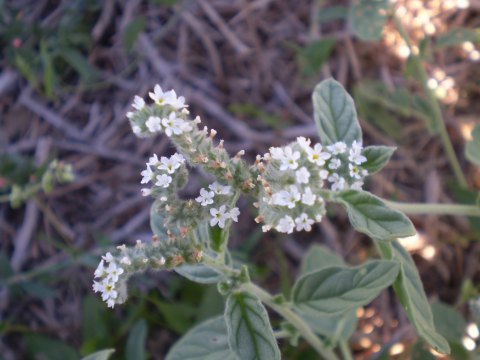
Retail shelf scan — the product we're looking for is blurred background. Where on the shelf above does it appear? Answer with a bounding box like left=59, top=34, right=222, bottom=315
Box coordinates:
left=1, top=0, right=480, bottom=359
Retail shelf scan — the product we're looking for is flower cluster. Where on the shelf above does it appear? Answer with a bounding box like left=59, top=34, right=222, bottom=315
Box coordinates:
left=127, top=85, right=192, bottom=138
left=195, top=181, right=240, bottom=229
left=140, top=152, right=186, bottom=198
left=256, top=137, right=368, bottom=234
left=92, top=252, right=127, bottom=308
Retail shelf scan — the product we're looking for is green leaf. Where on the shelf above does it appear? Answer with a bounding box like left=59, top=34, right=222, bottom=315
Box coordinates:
left=302, top=308, right=358, bottom=345
left=81, top=349, right=115, bottom=360
left=435, top=27, right=479, bottom=49
left=60, top=48, right=99, bottom=82
left=466, top=125, right=480, bottom=166
left=335, top=190, right=416, bottom=240
left=431, top=302, right=466, bottom=343
left=175, top=264, right=223, bottom=284
left=123, top=17, right=146, bottom=52
left=25, top=334, right=79, bottom=360
left=376, top=240, right=450, bottom=354
left=15, top=54, right=38, bottom=88
left=411, top=341, right=436, bottom=360
left=293, top=260, right=399, bottom=315
left=225, top=291, right=280, bottom=360
left=81, top=295, right=109, bottom=352
left=40, top=40, right=55, bottom=98
left=296, top=39, right=336, bottom=76
left=350, top=0, right=390, bottom=41
left=312, top=78, right=362, bottom=146
left=166, top=316, right=237, bottom=360
left=126, top=319, right=148, bottom=360
left=361, top=146, right=396, bottom=175
left=300, top=245, right=343, bottom=276
left=150, top=201, right=168, bottom=240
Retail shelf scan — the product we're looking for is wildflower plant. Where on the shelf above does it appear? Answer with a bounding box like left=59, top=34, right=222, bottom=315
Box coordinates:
left=92, top=79, right=453, bottom=359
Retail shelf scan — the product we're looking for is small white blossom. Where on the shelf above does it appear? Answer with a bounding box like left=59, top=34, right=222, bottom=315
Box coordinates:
left=155, top=174, right=172, bottom=188
left=315, top=214, right=323, bottom=222
left=132, top=95, right=145, bottom=110
left=276, top=216, right=295, bottom=234
left=328, top=158, right=341, bottom=170
left=349, top=163, right=362, bottom=179
left=140, top=166, right=154, bottom=184
left=210, top=205, right=229, bottom=228
left=149, top=84, right=166, bottom=104
left=271, top=185, right=300, bottom=209
left=228, top=207, right=240, bottom=222
left=306, top=144, right=331, bottom=166
left=328, top=174, right=346, bottom=191
left=281, top=146, right=301, bottom=170
left=162, top=113, right=185, bottom=137
left=102, top=252, right=114, bottom=262
left=92, top=280, right=103, bottom=293
left=327, top=141, right=347, bottom=155
left=101, top=281, right=118, bottom=302
left=94, top=260, right=106, bottom=278
left=262, top=225, right=272, bottom=232
left=196, top=188, right=215, bottom=206
left=159, top=155, right=183, bottom=174
left=301, top=187, right=316, bottom=206
left=147, top=154, right=160, bottom=167
left=295, top=213, right=314, bottom=232
left=106, top=262, right=124, bottom=283
left=132, top=125, right=141, bottom=134
left=269, top=147, right=285, bottom=161
left=126, top=112, right=134, bottom=119
left=146, top=116, right=162, bottom=133
left=351, top=181, right=364, bottom=190
left=209, top=182, right=231, bottom=195
left=295, top=167, right=311, bottom=184
left=319, top=169, right=329, bottom=180
left=348, top=140, right=367, bottom=165
left=296, top=137, right=311, bottom=151
left=141, top=188, right=152, bottom=197
left=120, top=256, right=132, bottom=265
left=165, top=90, right=187, bottom=109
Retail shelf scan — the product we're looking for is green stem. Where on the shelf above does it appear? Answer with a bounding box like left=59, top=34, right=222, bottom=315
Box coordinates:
left=385, top=200, right=480, bottom=217
left=242, top=282, right=339, bottom=360
left=339, top=340, right=354, bottom=360
left=273, top=330, right=291, bottom=339
left=392, top=16, right=467, bottom=187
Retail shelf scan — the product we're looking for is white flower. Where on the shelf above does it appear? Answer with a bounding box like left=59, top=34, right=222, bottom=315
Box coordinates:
left=149, top=84, right=166, bottom=104
left=172, top=153, right=185, bottom=165
left=281, top=146, right=301, bottom=170
left=301, top=187, right=316, bottom=206
left=296, top=137, right=311, bottom=151
left=269, top=147, right=285, bottom=161
left=351, top=181, right=364, bottom=190
left=327, top=141, right=347, bottom=155
left=132, top=95, right=145, bottom=110
left=147, top=154, right=160, bottom=167
left=106, top=262, right=124, bottom=283
left=328, top=158, right=341, bottom=170
left=348, top=140, right=367, bottom=165
left=94, top=260, right=106, bottom=278
left=141, top=188, right=152, bottom=197
left=101, top=281, right=118, bottom=302
left=276, top=216, right=295, bottom=234
left=271, top=185, right=300, bottom=209
left=209, top=182, right=231, bottom=195
left=262, top=225, right=272, bottom=232
left=295, top=167, right=310, bottom=184
left=120, top=256, right=132, bottom=265
left=306, top=144, right=331, bottom=166
left=228, top=207, right=240, bottom=222
left=295, top=213, right=314, bottom=232
left=319, top=169, right=329, bottom=180
left=196, top=188, right=215, bottom=206
left=92, top=280, right=103, bottom=293
left=162, top=113, right=185, bottom=137
left=140, top=166, right=154, bottom=184
left=349, top=163, right=362, bottom=179
left=126, top=112, right=134, bottom=119
left=107, top=298, right=116, bottom=308
left=146, top=116, right=162, bottom=133
left=315, top=214, right=323, bottom=222
left=132, top=125, right=141, bottom=134
left=164, top=90, right=187, bottom=109
left=328, top=174, right=346, bottom=191
left=159, top=155, right=182, bottom=174
left=210, top=205, right=229, bottom=228
left=102, top=252, right=114, bottom=262
left=155, top=174, right=172, bottom=188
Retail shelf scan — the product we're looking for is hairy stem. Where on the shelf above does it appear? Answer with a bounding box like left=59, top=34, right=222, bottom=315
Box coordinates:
left=339, top=340, right=354, bottom=360
left=242, top=282, right=340, bottom=360
left=385, top=200, right=480, bottom=217
left=393, top=16, right=467, bottom=187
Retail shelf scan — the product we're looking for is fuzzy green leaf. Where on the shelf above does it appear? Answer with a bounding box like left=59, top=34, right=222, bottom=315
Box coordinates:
left=165, top=316, right=237, bottom=360
left=335, top=190, right=416, bottom=240
left=300, top=245, right=343, bottom=276
left=81, top=349, right=115, bottom=360
left=293, top=260, right=399, bottom=315
left=225, top=291, right=280, bottom=360
left=350, top=0, right=390, bottom=41
left=126, top=319, right=148, bottom=360
left=362, top=146, right=396, bottom=175
left=175, top=264, right=223, bottom=284
left=312, top=78, right=362, bottom=146
left=376, top=240, right=450, bottom=354
left=466, top=125, right=480, bottom=166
